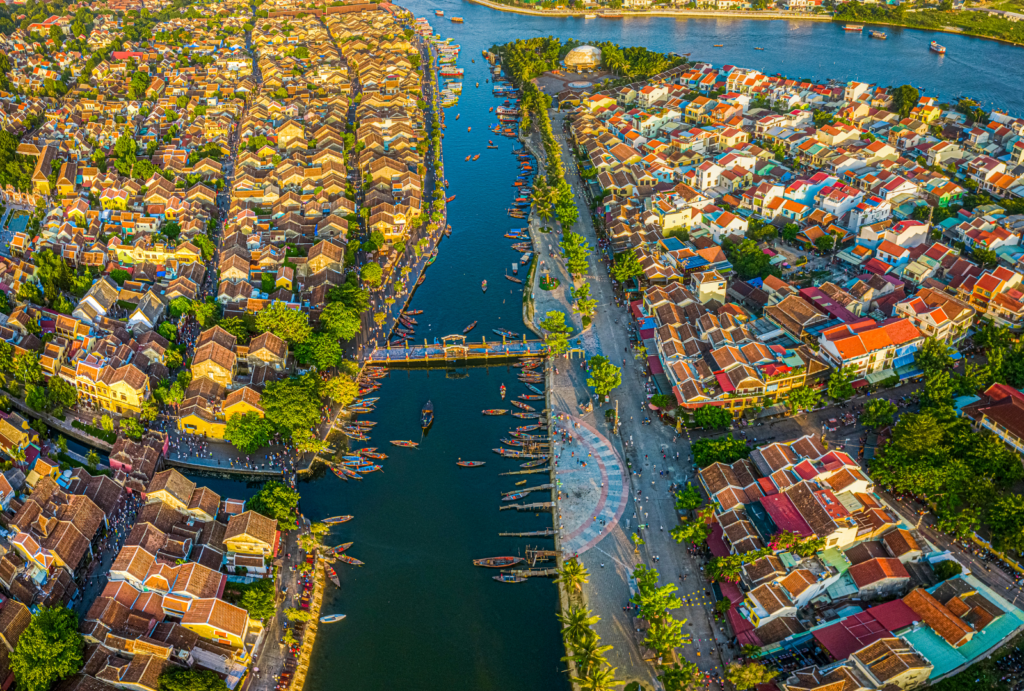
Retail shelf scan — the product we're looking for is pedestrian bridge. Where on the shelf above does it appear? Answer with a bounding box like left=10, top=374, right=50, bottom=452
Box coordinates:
left=366, top=334, right=548, bottom=366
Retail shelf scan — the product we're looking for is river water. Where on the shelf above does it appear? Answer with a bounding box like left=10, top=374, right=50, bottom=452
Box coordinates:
left=185, top=6, right=1024, bottom=689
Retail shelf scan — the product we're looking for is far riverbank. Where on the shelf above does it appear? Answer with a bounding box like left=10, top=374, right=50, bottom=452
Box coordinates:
left=464, top=0, right=1024, bottom=47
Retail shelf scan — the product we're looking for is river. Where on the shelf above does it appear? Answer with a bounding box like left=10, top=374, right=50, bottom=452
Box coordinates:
left=191, top=5, right=1024, bottom=689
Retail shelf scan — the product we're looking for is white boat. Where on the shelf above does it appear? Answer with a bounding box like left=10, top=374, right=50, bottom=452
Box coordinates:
left=320, top=614, right=347, bottom=624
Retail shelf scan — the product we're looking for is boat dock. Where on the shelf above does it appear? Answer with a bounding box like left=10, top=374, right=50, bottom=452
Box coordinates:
left=367, top=334, right=547, bottom=366
left=499, top=468, right=550, bottom=475
left=503, top=483, right=552, bottom=495
left=498, top=529, right=556, bottom=537
left=505, top=567, right=559, bottom=577
left=499, top=501, right=555, bottom=511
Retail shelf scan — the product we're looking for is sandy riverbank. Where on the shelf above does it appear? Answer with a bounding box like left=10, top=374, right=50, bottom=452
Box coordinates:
left=465, top=0, right=831, bottom=21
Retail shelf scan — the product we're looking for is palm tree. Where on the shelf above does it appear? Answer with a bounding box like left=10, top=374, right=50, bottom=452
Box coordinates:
left=564, top=636, right=612, bottom=677
left=557, top=604, right=600, bottom=645
left=571, top=665, right=624, bottom=691
left=644, top=617, right=691, bottom=658
left=555, top=557, right=589, bottom=595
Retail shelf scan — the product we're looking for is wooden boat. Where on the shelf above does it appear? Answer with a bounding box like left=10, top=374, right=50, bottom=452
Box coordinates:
left=513, top=412, right=543, bottom=419
left=930, top=40, right=946, bottom=53
left=494, top=573, right=527, bottom=583
left=511, top=401, right=535, bottom=411
left=521, top=459, right=549, bottom=469
left=359, top=451, right=386, bottom=460
left=501, top=438, right=524, bottom=446
left=465, top=155, right=471, bottom=161
left=713, top=43, right=724, bottom=47
left=404, top=309, right=423, bottom=316
left=457, top=461, right=486, bottom=467
left=500, top=384, right=506, bottom=399
left=446, top=195, right=456, bottom=203
left=320, top=614, right=347, bottom=623
left=333, top=542, right=354, bottom=554
left=843, top=23, right=863, bottom=31
left=322, top=516, right=354, bottom=524
left=482, top=280, right=487, bottom=292
left=326, top=565, right=340, bottom=587
left=390, top=440, right=419, bottom=448
left=472, top=154, right=480, bottom=160
left=502, top=491, right=529, bottom=501
left=487, top=145, right=498, bottom=149
left=468, top=126, right=471, bottom=131
left=473, top=556, right=525, bottom=568
left=869, top=30, right=887, bottom=39
left=515, top=479, right=527, bottom=486
left=492, top=328, right=519, bottom=339
left=519, top=394, right=544, bottom=400
left=505, top=274, right=523, bottom=284
left=456, top=113, right=460, bottom=120
left=421, top=400, right=434, bottom=429
left=463, top=321, right=477, bottom=334
left=482, top=409, right=509, bottom=416
left=354, top=464, right=382, bottom=473
left=526, top=384, right=544, bottom=395
left=338, top=555, right=364, bottom=566
left=489, top=106, right=493, bottom=112
left=510, top=432, right=545, bottom=441
left=515, top=424, right=542, bottom=432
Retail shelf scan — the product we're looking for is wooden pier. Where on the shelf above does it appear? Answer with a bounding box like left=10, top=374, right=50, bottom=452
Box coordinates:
left=499, top=501, right=555, bottom=512
left=500, top=467, right=550, bottom=475
left=502, top=483, right=552, bottom=496
left=505, top=567, right=559, bottom=577
left=499, top=529, right=556, bottom=537
left=367, top=334, right=547, bottom=366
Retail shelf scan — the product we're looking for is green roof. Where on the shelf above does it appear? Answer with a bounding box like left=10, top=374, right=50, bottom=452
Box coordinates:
left=819, top=548, right=851, bottom=574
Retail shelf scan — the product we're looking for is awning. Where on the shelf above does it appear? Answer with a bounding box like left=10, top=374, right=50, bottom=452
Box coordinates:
left=852, top=379, right=868, bottom=389
left=715, top=371, right=736, bottom=393
left=866, top=368, right=896, bottom=384
left=893, top=353, right=917, bottom=369
left=951, top=350, right=963, bottom=361
left=647, top=356, right=664, bottom=375
left=896, top=364, right=923, bottom=380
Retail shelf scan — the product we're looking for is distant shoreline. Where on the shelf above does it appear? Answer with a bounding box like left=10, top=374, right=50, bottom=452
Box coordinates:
left=462, top=0, right=1024, bottom=48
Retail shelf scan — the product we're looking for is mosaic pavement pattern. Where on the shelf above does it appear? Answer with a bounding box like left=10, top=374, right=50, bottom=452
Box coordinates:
left=554, top=414, right=630, bottom=556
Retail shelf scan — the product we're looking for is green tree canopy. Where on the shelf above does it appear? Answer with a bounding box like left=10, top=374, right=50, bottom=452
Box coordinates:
left=587, top=356, right=621, bottom=397
left=225, top=412, right=276, bottom=453
left=827, top=367, right=856, bottom=401
left=361, top=262, right=383, bottom=286
left=246, top=480, right=300, bottom=529
left=261, top=374, right=322, bottom=433
left=693, top=405, right=732, bottom=430
left=158, top=668, right=229, bottom=691
left=610, top=249, right=644, bottom=282
left=256, top=302, right=312, bottom=345
left=540, top=311, right=572, bottom=356
left=860, top=399, right=897, bottom=430
left=319, top=301, right=361, bottom=341
left=692, top=434, right=748, bottom=468
left=891, top=84, right=920, bottom=119
left=11, top=607, right=84, bottom=691
left=726, top=662, right=778, bottom=691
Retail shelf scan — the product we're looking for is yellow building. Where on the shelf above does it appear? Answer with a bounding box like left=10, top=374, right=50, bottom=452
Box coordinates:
left=0, top=413, right=38, bottom=457
left=178, top=386, right=264, bottom=439
left=145, top=469, right=196, bottom=512
left=224, top=510, right=278, bottom=559
left=191, top=326, right=238, bottom=389
left=181, top=598, right=251, bottom=649
left=64, top=357, right=151, bottom=416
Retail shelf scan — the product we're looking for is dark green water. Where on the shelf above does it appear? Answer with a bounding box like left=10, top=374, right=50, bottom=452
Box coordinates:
left=188, top=368, right=568, bottom=691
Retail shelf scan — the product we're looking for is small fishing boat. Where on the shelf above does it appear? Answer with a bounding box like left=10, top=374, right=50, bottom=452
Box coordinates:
left=754, top=46, right=765, bottom=50
left=473, top=556, right=525, bottom=568
left=494, top=573, right=527, bottom=583
left=482, top=280, right=487, bottom=292
left=390, top=440, right=419, bottom=448
left=456, top=113, right=460, bottom=120
left=489, top=106, right=493, bottom=112
left=355, top=464, right=383, bottom=473
left=472, top=154, right=480, bottom=161
left=333, top=542, right=354, bottom=554
left=320, top=614, right=347, bottom=623
left=511, top=401, right=535, bottom=411
left=502, top=491, right=529, bottom=501
left=487, top=144, right=498, bottom=149
left=521, top=459, right=549, bottom=469
left=482, top=409, right=509, bottom=416
left=463, top=320, right=478, bottom=334
left=505, top=273, right=523, bottom=284
left=500, top=384, right=506, bottom=399
left=404, top=309, right=423, bottom=316
left=513, top=412, right=543, bottom=419
left=322, top=516, right=354, bottom=525
left=526, top=384, right=544, bottom=395
left=465, top=155, right=471, bottom=161
left=930, top=40, right=946, bottom=53
left=451, top=16, right=463, bottom=22
left=421, top=400, right=434, bottom=429
left=326, top=565, right=340, bottom=587
left=516, top=424, right=542, bottom=432
left=338, top=555, right=364, bottom=566
left=869, top=30, right=887, bottom=39
left=492, top=328, right=519, bottom=339
left=515, top=479, right=527, bottom=486
left=457, top=461, right=486, bottom=467
left=519, top=394, right=544, bottom=400
left=435, top=9, right=443, bottom=15
left=468, top=126, right=471, bottom=131
left=713, top=43, right=724, bottom=47
left=446, top=195, right=456, bottom=202
left=501, top=438, right=524, bottom=447
left=359, top=450, right=387, bottom=460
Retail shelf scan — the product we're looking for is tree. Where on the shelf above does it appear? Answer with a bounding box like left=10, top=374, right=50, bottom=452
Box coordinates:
left=814, top=234, right=835, bottom=253
left=827, top=367, right=856, bottom=401
left=572, top=282, right=597, bottom=317
left=296, top=333, right=343, bottom=370
left=101, top=414, right=114, bottom=433
left=217, top=317, right=249, bottom=343
left=932, top=559, right=963, bottom=581
left=561, top=232, right=591, bottom=277
left=361, top=262, right=383, bottom=286
left=563, top=637, right=613, bottom=678
left=675, top=483, right=702, bottom=512
left=916, top=336, right=955, bottom=377
left=860, top=399, right=897, bottom=430
left=322, top=374, right=358, bottom=406
left=246, top=480, right=301, bottom=529
left=12, top=351, right=41, bottom=390
left=587, top=356, right=621, bottom=397
left=120, top=417, right=143, bottom=440
left=651, top=393, right=675, bottom=411
left=644, top=617, right=690, bottom=658
left=319, top=302, right=360, bottom=341
left=47, top=376, right=77, bottom=412
left=772, top=530, right=827, bottom=558
left=725, top=238, right=775, bottom=280
left=659, top=661, right=701, bottom=691
left=285, top=608, right=312, bottom=623
left=787, top=385, right=821, bottom=413
left=891, top=84, right=920, bottom=119
left=571, top=666, right=624, bottom=691
left=261, top=374, right=322, bottom=433
left=691, top=434, right=748, bottom=468
left=725, top=662, right=778, bottom=690
left=555, top=557, right=590, bottom=594
left=256, top=302, right=312, bottom=345
left=158, top=669, right=229, bottom=691
left=292, top=428, right=329, bottom=454
left=540, top=311, right=572, bottom=356
left=238, top=578, right=275, bottom=620
left=988, top=493, right=1024, bottom=553
left=11, top=606, right=84, bottom=691
left=225, top=412, right=275, bottom=453
left=158, top=321, right=178, bottom=343
left=610, top=249, right=643, bottom=282
left=693, top=405, right=732, bottom=430
left=557, top=604, right=600, bottom=645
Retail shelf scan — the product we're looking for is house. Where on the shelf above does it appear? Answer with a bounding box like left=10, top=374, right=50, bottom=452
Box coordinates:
left=191, top=326, right=238, bottom=388
left=72, top=277, right=119, bottom=324
left=960, top=383, right=1024, bottom=458
left=849, top=557, right=911, bottom=598
left=247, top=332, right=288, bottom=371
left=145, top=469, right=196, bottom=513
left=223, top=510, right=278, bottom=573
left=180, top=598, right=250, bottom=649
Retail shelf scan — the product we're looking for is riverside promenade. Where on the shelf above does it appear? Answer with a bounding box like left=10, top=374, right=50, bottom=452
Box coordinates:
left=466, top=0, right=831, bottom=21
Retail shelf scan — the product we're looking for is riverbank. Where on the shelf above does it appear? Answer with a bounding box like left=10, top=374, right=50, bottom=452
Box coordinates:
left=466, top=0, right=1024, bottom=47
left=466, top=0, right=830, bottom=22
